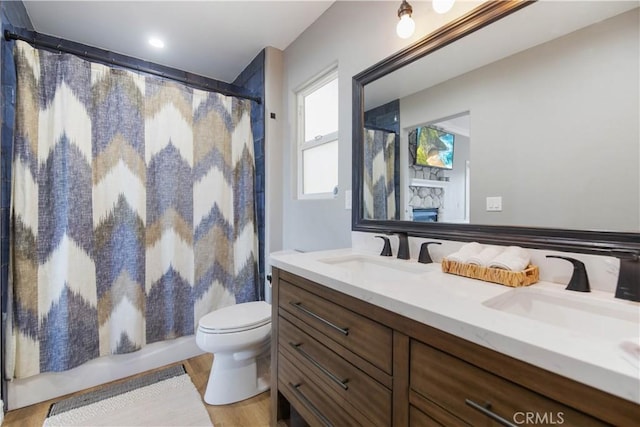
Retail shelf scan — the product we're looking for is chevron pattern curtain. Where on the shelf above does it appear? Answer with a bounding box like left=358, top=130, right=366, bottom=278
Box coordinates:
left=363, top=128, right=397, bottom=220
left=8, top=41, right=258, bottom=379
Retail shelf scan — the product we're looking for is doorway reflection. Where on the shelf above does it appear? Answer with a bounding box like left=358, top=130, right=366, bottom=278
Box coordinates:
left=404, top=112, right=470, bottom=224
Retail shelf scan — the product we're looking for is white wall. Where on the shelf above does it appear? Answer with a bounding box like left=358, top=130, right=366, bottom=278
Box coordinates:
left=397, top=8, right=639, bottom=231
left=444, top=133, right=470, bottom=222
left=264, top=47, right=284, bottom=300
left=279, top=1, right=480, bottom=251
left=265, top=47, right=284, bottom=254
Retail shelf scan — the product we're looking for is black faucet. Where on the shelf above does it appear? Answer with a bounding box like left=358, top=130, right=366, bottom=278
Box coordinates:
left=418, top=242, right=442, bottom=264
left=614, top=251, right=640, bottom=302
left=396, top=232, right=410, bottom=260
left=375, top=236, right=392, bottom=257
left=546, top=255, right=590, bottom=292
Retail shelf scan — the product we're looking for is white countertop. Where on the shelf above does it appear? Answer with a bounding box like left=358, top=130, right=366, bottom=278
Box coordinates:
left=270, top=248, right=640, bottom=405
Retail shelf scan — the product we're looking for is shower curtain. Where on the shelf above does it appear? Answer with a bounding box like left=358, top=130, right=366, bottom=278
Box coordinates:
left=7, top=40, right=258, bottom=379
left=363, top=128, right=397, bottom=220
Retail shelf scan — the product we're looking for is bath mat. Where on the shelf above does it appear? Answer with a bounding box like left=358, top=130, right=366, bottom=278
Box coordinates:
left=44, top=365, right=212, bottom=426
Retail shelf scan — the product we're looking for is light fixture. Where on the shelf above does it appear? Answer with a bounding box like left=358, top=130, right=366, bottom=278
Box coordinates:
left=433, top=0, right=455, bottom=14
left=396, top=0, right=415, bottom=39
left=148, top=37, right=165, bottom=49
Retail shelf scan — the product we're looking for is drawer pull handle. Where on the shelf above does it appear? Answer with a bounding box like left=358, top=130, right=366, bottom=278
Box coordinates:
left=289, top=382, right=333, bottom=427
left=289, top=342, right=349, bottom=390
left=465, top=399, right=517, bottom=427
left=290, top=302, right=349, bottom=336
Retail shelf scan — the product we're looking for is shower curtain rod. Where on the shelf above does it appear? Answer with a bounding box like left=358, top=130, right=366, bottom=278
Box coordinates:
left=4, top=29, right=262, bottom=104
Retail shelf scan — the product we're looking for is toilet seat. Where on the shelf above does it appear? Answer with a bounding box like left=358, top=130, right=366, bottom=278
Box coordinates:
left=198, top=301, right=271, bottom=334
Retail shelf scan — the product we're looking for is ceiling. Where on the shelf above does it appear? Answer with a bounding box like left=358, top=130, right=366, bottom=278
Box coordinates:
left=21, top=1, right=335, bottom=83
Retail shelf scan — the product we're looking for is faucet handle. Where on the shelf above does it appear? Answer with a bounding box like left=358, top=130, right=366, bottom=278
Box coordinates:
left=418, top=242, right=442, bottom=264
left=395, top=232, right=410, bottom=260
left=546, top=255, right=590, bottom=292
left=615, top=256, right=640, bottom=302
left=375, top=236, right=392, bottom=257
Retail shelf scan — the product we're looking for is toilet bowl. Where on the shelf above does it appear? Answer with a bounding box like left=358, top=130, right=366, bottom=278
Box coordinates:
left=196, top=301, right=272, bottom=405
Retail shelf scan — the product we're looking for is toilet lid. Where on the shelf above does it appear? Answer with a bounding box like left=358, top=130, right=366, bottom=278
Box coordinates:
left=198, top=301, right=271, bottom=333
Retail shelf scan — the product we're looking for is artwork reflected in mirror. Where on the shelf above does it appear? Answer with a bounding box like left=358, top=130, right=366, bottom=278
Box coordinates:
left=412, top=126, right=455, bottom=169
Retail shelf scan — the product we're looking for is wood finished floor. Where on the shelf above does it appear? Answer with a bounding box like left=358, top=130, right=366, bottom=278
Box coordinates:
left=2, top=353, right=280, bottom=427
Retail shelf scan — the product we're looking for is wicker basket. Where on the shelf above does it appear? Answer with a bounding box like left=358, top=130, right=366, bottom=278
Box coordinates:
left=441, top=258, right=539, bottom=287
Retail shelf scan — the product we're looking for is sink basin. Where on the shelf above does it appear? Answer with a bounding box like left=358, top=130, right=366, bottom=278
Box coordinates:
left=318, top=254, right=439, bottom=281
left=483, top=287, right=640, bottom=342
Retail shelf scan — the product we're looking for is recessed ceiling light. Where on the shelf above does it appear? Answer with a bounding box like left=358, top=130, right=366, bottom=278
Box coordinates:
left=148, top=37, right=165, bottom=49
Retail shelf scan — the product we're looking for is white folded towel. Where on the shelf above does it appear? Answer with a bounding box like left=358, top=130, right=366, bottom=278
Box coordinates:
left=445, top=242, right=484, bottom=264
left=467, top=246, right=504, bottom=267
left=487, top=246, right=531, bottom=271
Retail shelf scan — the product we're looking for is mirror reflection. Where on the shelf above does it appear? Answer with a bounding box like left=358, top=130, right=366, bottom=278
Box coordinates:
left=362, top=1, right=639, bottom=232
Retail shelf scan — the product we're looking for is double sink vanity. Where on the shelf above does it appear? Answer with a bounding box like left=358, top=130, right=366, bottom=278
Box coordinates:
left=270, top=0, right=639, bottom=425
left=269, top=249, right=639, bottom=426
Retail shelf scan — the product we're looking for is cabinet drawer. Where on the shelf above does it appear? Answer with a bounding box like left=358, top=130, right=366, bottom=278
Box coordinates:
left=410, top=405, right=447, bottom=427
left=280, top=316, right=392, bottom=426
left=279, top=351, right=361, bottom=427
left=279, top=278, right=392, bottom=373
left=410, top=340, right=605, bottom=427
left=410, top=389, right=468, bottom=427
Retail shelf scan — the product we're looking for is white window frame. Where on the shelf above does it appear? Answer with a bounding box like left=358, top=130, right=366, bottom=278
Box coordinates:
left=296, top=67, right=339, bottom=200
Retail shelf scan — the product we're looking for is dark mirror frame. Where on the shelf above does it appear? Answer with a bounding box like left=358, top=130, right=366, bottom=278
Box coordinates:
left=352, top=0, right=640, bottom=257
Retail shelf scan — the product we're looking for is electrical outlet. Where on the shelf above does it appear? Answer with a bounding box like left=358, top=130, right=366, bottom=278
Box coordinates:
left=486, top=196, right=502, bottom=212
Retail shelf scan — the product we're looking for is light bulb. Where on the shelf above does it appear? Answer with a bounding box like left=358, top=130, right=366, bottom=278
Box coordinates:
left=148, top=37, right=165, bottom=48
left=396, top=14, right=415, bottom=39
left=433, top=0, right=455, bottom=14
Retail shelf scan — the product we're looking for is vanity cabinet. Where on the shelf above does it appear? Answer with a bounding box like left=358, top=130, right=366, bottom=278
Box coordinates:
left=410, top=340, right=603, bottom=426
left=278, top=275, right=392, bottom=373
left=273, top=269, right=393, bottom=426
left=270, top=268, right=639, bottom=427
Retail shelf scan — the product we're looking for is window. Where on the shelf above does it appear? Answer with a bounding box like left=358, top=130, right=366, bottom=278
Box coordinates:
left=297, top=68, right=338, bottom=198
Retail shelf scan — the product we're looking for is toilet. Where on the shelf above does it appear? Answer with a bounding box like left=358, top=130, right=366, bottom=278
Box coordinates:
left=196, top=301, right=272, bottom=405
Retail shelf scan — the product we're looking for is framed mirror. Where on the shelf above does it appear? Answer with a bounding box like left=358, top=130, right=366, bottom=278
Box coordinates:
left=352, top=0, right=640, bottom=256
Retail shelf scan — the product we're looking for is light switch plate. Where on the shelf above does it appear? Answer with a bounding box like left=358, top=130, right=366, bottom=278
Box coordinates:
left=345, top=190, right=352, bottom=210
left=486, top=196, right=502, bottom=211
